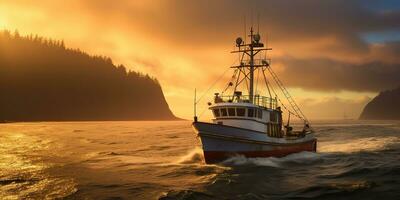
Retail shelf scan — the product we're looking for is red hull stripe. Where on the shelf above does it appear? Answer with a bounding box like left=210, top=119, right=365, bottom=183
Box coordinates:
left=203, top=139, right=317, bottom=164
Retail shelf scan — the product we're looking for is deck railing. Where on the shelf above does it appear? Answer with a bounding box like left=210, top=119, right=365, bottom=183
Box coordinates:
left=215, top=95, right=277, bottom=109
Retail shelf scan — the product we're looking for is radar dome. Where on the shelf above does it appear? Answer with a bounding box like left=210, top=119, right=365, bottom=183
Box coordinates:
left=236, top=37, right=243, bottom=46
left=253, top=34, right=260, bottom=43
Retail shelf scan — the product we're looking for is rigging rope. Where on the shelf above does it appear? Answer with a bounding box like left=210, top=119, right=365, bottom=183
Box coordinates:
left=195, top=66, right=231, bottom=104
left=265, top=65, right=309, bottom=124
left=196, top=59, right=239, bottom=119
left=222, top=69, right=238, bottom=95
left=262, top=68, right=305, bottom=121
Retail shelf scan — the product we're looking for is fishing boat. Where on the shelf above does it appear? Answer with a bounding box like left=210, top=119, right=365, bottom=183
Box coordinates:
left=192, top=27, right=317, bottom=164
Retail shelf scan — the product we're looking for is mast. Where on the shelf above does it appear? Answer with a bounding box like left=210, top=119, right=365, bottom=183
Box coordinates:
left=231, top=26, right=271, bottom=103
left=249, top=27, right=254, bottom=103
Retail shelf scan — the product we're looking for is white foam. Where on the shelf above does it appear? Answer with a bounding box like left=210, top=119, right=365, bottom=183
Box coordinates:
left=223, top=155, right=281, bottom=167
left=177, top=147, right=204, bottom=164
left=222, top=151, right=321, bottom=167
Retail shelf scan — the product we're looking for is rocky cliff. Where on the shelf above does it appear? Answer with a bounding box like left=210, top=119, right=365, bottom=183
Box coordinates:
left=359, top=87, right=400, bottom=120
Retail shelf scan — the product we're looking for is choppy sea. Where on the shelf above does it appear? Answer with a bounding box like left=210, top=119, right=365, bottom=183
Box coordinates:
left=0, top=120, right=399, bottom=199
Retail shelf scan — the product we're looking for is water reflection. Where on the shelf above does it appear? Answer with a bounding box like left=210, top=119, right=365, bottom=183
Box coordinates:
left=0, top=130, right=76, bottom=199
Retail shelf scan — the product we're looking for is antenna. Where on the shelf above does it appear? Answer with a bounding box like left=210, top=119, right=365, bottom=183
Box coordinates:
left=251, top=6, right=254, bottom=29
left=257, top=13, right=260, bottom=34
left=244, top=15, right=246, bottom=44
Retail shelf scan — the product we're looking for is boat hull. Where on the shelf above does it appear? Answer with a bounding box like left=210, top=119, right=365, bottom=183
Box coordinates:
left=193, top=122, right=317, bottom=163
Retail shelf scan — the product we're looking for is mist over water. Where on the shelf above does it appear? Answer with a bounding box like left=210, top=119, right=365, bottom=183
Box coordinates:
left=0, top=121, right=399, bottom=199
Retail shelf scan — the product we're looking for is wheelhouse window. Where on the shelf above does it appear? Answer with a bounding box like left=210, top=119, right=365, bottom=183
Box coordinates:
left=257, top=109, right=263, bottom=119
left=228, top=108, right=236, bottom=116
left=236, top=108, right=245, bottom=116
left=213, top=109, right=220, bottom=117
left=221, top=108, right=228, bottom=116
left=248, top=108, right=255, bottom=117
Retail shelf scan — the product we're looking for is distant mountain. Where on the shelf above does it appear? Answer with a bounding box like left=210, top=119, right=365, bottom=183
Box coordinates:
left=0, top=30, right=177, bottom=121
left=359, top=87, right=400, bottom=120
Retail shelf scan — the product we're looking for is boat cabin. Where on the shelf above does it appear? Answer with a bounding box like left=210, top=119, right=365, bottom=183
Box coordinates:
left=209, top=93, right=283, bottom=137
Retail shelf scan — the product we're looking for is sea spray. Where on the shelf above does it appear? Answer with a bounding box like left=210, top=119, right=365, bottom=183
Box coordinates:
left=222, top=155, right=281, bottom=167
left=222, top=151, right=321, bottom=167
left=177, top=147, right=204, bottom=164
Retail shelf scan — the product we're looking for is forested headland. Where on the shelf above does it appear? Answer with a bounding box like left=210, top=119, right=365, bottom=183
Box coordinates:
left=0, top=30, right=177, bottom=121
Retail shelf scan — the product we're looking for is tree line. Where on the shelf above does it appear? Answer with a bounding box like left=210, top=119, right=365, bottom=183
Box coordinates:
left=0, top=30, right=176, bottom=121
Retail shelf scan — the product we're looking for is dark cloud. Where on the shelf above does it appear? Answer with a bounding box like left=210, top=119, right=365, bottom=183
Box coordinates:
left=275, top=53, right=400, bottom=92
left=371, top=41, right=400, bottom=63
left=80, top=0, right=400, bottom=48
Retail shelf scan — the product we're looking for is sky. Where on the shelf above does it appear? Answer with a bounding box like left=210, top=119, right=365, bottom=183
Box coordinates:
left=1, top=0, right=400, bottom=120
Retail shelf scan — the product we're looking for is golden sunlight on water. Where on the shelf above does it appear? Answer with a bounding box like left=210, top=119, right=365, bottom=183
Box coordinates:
left=0, top=130, right=76, bottom=199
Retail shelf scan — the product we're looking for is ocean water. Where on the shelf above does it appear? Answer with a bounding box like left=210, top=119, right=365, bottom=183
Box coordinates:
left=0, top=120, right=399, bottom=199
